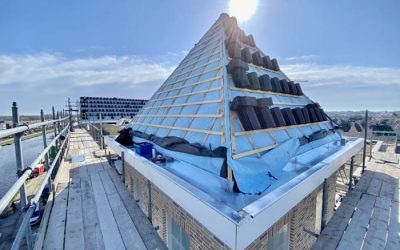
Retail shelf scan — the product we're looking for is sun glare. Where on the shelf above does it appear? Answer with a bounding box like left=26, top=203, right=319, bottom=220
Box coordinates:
left=229, top=0, right=258, bottom=22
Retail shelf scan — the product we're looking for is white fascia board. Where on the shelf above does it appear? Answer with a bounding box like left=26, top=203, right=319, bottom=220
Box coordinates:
left=236, top=138, right=363, bottom=249
left=104, top=136, right=238, bottom=249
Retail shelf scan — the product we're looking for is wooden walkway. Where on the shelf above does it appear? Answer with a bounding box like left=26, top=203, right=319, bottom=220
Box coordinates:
left=38, top=128, right=165, bottom=250
left=313, top=144, right=400, bottom=250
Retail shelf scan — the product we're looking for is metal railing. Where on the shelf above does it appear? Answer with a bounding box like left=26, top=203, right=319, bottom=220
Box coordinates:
left=0, top=102, right=71, bottom=250
left=85, top=121, right=105, bottom=150
left=84, top=119, right=125, bottom=168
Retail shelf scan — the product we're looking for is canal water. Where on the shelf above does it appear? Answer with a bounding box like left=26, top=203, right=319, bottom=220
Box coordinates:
left=0, top=135, right=53, bottom=197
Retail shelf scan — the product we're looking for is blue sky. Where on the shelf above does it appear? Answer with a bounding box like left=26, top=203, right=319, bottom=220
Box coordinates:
left=0, top=0, right=399, bottom=114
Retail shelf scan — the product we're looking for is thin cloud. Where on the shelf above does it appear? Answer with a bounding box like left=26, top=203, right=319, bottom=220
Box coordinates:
left=281, top=55, right=319, bottom=62
left=0, top=53, right=176, bottom=87
left=281, top=63, right=400, bottom=88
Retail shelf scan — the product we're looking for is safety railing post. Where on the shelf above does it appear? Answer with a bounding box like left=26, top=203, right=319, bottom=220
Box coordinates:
left=95, top=125, right=99, bottom=143
left=52, top=106, right=57, bottom=148
left=12, top=102, right=28, bottom=208
left=362, top=110, right=368, bottom=173
left=57, top=111, right=61, bottom=147
left=68, top=98, right=73, bottom=132
left=60, top=111, right=63, bottom=129
left=62, top=110, right=66, bottom=129
left=41, top=110, right=52, bottom=194
left=100, top=113, right=104, bottom=149
left=25, top=221, right=33, bottom=250
left=349, top=156, right=354, bottom=191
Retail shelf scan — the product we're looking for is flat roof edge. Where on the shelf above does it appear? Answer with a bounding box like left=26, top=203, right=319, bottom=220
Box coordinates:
left=236, top=137, right=364, bottom=249
left=105, top=136, right=363, bottom=250
left=104, top=136, right=238, bottom=249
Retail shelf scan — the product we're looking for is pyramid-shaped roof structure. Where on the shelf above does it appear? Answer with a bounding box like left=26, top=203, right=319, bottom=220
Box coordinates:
left=130, top=13, right=340, bottom=194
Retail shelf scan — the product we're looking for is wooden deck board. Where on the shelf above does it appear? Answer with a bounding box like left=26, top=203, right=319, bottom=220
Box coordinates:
left=90, top=172, right=126, bottom=249
left=366, top=178, right=382, bottom=196
left=43, top=185, right=69, bottom=250
left=80, top=175, right=105, bottom=250
left=336, top=194, right=376, bottom=250
left=99, top=170, right=146, bottom=250
left=106, top=168, right=167, bottom=250
left=64, top=179, right=84, bottom=250
left=364, top=196, right=391, bottom=249
left=386, top=201, right=400, bottom=249
left=40, top=128, right=163, bottom=250
left=314, top=147, right=400, bottom=250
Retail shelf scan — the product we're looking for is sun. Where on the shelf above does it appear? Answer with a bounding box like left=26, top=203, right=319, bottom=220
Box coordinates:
left=229, top=0, right=258, bottom=22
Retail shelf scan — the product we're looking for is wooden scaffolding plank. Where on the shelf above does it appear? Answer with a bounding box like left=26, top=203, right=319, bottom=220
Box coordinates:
left=366, top=178, right=383, bottom=196
left=340, top=190, right=362, bottom=207
left=87, top=162, right=105, bottom=176
left=33, top=194, right=54, bottom=250
left=43, top=185, right=69, bottom=250
left=362, top=197, right=391, bottom=250
left=311, top=203, right=354, bottom=250
left=64, top=178, right=84, bottom=250
left=106, top=168, right=167, bottom=250
left=99, top=170, right=146, bottom=250
left=90, top=172, right=125, bottom=250
left=386, top=201, right=400, bottom=249
left=354, top=170, right=374, bottom=193
left=80, top=175, right=105, bottom=250
left=380, top=179, right=395, bottom=200
left=336, top=194, right=376, bottom=250
left=312, top=192, right=361, bottom=250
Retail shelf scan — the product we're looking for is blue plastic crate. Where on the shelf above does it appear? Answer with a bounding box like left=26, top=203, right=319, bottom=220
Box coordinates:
left=134, top=142, right=153, bottom=159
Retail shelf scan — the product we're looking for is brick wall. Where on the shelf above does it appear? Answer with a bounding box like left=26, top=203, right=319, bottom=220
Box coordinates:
left=245, top=214, right=291, bottom=250
left=124, top=161, right=338, bottom=250
left=327, top=173, right=337, bottom=222
left=125, top=163, right=230, bottom=250
left=289, top=173, right=337, bottom=250
left=289, top=186, right=320, bottom=250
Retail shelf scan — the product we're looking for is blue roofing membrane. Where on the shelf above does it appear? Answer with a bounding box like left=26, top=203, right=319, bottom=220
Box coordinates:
left=129, top=14, right=342, bottom=202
